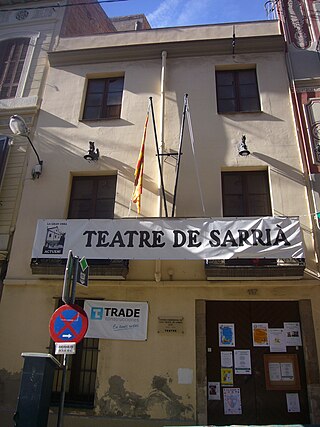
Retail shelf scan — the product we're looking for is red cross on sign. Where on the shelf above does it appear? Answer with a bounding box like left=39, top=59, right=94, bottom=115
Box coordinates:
left=49, top=304, right=88, bottom=344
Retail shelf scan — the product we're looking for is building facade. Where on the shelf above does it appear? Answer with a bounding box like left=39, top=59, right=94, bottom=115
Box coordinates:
left=0, top=8, right=320, bottom=427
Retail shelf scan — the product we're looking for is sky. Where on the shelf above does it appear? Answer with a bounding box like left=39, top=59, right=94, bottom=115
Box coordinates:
left=100, top=0, right=275, bottom=29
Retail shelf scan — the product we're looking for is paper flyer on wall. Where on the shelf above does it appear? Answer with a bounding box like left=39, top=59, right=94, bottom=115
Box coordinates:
left=208, top=382, right=221, bottom=400
left=284, top=322, right=302, bottom=346
left=286, top=393, right=301, bottom=413
left=223, top=388, right=242, bottom=415
left=234, top=350, right=252, bottom=374
left=221, top=368, right=234, bottom=386
left=269, top=328, right=286, bottom=352
left=221, top=351, right=233, bottom=367
left=219, top=323, right=235, bottom=347
left=252, top=323, right=269, bottom=346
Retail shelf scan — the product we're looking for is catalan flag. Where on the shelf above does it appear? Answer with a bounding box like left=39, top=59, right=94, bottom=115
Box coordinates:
left=132, top=110, right=149, bottom=214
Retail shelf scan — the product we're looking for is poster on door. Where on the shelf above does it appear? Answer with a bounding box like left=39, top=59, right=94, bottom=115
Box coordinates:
left=219, top=323, right=235, bottom=347
left=234, top=349, right=252, bottom=374
left=252, top=323, right=269, bottom=347
left=223, top=388, right=242, bottom=415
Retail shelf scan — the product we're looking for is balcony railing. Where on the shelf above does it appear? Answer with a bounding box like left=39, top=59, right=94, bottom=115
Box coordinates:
left=30, top=258, right=129, bottom=280
left=205, top=258, right=306, bottom=280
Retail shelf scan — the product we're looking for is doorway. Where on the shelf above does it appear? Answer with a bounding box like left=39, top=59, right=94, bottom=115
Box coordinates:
left=205, top=301, right=310, bottom=425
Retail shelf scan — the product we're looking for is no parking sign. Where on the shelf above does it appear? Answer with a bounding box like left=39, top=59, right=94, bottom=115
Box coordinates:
left=49, top=304, right=88, bottom=343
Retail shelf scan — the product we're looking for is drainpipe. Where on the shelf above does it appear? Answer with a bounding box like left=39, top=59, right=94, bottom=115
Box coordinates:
left=154, top=50, right=167, bottom=283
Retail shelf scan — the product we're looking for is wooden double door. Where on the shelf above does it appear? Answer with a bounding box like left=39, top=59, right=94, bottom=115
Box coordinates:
left=206, top=301, right=310, bottom=425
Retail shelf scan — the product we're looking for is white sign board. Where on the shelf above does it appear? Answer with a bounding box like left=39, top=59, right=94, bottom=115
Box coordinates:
left=55, top=342, right=76, bottom=355
left=31, top=217, right=304, bottom=260
left=84, top=300, right=148, bottom=341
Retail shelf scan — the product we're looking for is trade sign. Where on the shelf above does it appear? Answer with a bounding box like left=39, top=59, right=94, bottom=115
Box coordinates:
left=49, top=304, right=88, bottom=343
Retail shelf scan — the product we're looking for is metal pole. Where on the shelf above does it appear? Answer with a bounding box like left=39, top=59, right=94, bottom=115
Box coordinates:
left=26, top=135, right=43, bottom=166
left=57, top=354, right=68, bottom=427
left=57, top=255, right=78, bottom=427
left=171, top=94, right=188, bottom=217
left=149, top=97, right=169, bottom=217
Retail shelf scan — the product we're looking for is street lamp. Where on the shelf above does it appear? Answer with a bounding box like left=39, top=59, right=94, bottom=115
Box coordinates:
left=238, top=135, right=250, bottom=157
left=9, top=115, right=43, bottom=179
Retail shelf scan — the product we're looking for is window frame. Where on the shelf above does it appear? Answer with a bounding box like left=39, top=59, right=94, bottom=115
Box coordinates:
left=0, top=32, right=39, bottom=100
left=82, top=76, right=124, bottom=121
left=216, top=69, right=261, bottom=114
left=0, top=136, right=11, bottom=190
left=221, top=170, right=272, bottom=217
left=68, top=175, right=117, bottom=219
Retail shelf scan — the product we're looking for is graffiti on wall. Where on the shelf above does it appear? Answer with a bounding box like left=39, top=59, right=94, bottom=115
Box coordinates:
left=98, top=375, right=194, bottom=420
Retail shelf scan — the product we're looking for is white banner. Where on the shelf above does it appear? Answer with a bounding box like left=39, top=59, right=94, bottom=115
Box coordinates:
left=31, top=217, right=304, bottom=260
left=84, top=300, right=148, bottom=340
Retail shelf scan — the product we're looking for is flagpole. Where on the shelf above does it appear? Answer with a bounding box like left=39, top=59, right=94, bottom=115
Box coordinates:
left=149, top=97, right=168, bottom=218
left=171, top=94, right=188, bottom=217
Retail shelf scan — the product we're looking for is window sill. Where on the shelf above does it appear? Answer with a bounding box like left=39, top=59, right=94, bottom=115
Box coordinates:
left=80, top=117, right=121, bottom=123
left=0, top=95, right=38, bottom=110
left=217, top=110, right=262, bottom=115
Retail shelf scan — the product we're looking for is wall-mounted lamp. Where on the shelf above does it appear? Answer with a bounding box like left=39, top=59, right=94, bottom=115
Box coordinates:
left=84, top=141, right=99, bottom=162
left=9, top=115, right=43, bottom=179
left=238, top=135, right=250, bottom=157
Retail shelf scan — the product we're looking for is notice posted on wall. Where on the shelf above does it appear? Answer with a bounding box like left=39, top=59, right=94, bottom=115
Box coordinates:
left=221, top=351, right=233, bottom=368
left=219, top=323, right=235, bottom=347
left=269, top=328, right=286, bottom=352
left=252, top=323, right=269, bottom=347
left=208, top=382, right=221, bottom=400
left=223, top=387, right=242, bottom=415
left=286, top=393, right=301, bottom=413
left=284, top=322, right=302, bottom=347
left=234, top=349, right=251, bottom=375
left=221, top=368, right=234, bottom=386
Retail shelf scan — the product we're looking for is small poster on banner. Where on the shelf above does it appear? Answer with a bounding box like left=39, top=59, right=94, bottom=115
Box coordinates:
left=284, top=322, right=302, bottom=346
left=208, top=382, right=221, bottom=400
left=221, top=351, right=233, bottom=367
left=286, top=393, right=301, bottom=412
left=221, top=368, right=234, bottom=385
left=219, top=323, right=235, bottom=347
left=252, top=323, right=269, bottom=346
left=269, top=328, right=286, bottom=352
left=234, top=350, right=251, bottom=374
left=223, top=388, right=242, bottom=415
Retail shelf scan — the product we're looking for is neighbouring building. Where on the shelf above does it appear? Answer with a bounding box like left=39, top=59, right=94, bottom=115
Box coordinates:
left=1, top=5, right=320, bottom=427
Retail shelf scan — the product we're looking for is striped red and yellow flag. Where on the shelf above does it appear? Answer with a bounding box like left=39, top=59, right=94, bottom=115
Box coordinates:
left=132, top=111, right=149, bottom=213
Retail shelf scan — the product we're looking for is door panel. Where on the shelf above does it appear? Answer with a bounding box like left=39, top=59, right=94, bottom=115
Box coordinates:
left=206, top=301, right=310, bottom=425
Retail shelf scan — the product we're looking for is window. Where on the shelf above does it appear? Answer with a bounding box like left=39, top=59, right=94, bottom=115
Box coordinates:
left=83, top=77, right=124, bottom=120
left=216, top=69, right=260, bottom=113
left=222, top=170, right=271, bottom=217
left=68, top=175, right=117, bottom=219
left=0, top=137, right=11, bottom=188
left=51, top=299, right=99, bottom=408
left=0, top=38, right=30, bottom=99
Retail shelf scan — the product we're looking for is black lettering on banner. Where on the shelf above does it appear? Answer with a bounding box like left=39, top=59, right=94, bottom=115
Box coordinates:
left=173, top=230, right=186, bottom=247
left=274, top=228, right=291, bottom=246
left=209, top=230, right=220, bottom=247
left=109, top=230, right=125, bottom=247
left=238, top=229, right=250, bottom=246
left=221, top=230, right=238, bottom=247
left=187, top=230, right=201, bottom=247
left=83, top=230, right=97, bottom=247
left=139, top=231, right=152, bottom=248
left=97, top=231, right=109, bottom=247
left=124, top=230, right=139, bottom=247
left=152, top=230, right=165, bottom=247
